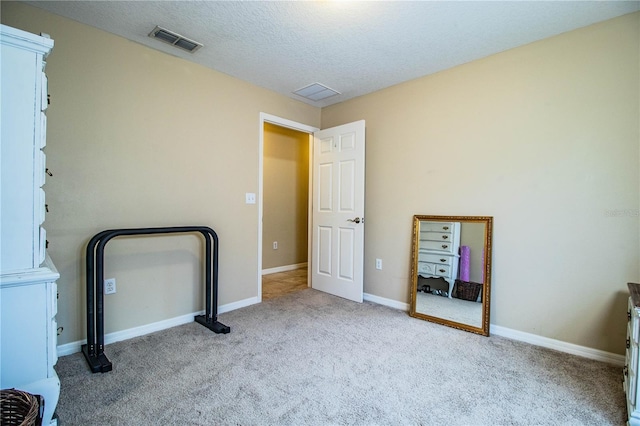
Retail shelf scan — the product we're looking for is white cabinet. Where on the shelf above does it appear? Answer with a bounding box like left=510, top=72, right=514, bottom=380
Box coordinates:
left=0, top=24, right=59, bottom=426
left=626, top=283, right=640, bottom=426
left=1, top=24, right=52, bottom=274
left=417, top=221, right=461, bottom=298
left=1, top=259, right=60, bottom=425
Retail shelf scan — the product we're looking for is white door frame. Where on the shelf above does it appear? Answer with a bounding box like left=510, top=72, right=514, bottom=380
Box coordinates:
left=258, top=113, right=319, bottom=302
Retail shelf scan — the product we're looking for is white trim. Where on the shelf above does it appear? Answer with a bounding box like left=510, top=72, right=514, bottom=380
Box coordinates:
left=261, top=113, right=319, bottom=134
left=364, top=292, right=410, bottom=311
left=362, top=293, right=624, bottom=366
left=258, top=113, right=318, bottom=304
left=217, top=296, right=258, bottom=314
left=307, top=133, right=313, bottom=291
left=262, top=262, right=308, bottom=275
left=490, top=324, right=624, bottom=366
left=57, top=297, right=258, bottom=356
left=58, top=291, right=623, bottom=367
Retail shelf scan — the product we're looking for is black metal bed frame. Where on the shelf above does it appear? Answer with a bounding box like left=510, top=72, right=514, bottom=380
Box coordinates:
left=81, top=226, right=230, bottom=373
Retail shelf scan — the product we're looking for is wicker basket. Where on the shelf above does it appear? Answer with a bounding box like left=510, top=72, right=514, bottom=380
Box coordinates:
left=0, top=389, right=43, bottom=426
left=455, top=280, right=482, bottom=301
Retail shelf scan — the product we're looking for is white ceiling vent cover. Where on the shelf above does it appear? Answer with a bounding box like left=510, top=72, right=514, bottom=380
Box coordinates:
left=148, top=26, right=203, bottom=53
left=293, top=83, right=341, bottom=102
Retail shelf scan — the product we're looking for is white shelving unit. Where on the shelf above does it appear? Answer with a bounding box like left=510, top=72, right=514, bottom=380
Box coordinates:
left=626, top=283, right=640, bottom=426
left=0, top=24, right=60, bottom=426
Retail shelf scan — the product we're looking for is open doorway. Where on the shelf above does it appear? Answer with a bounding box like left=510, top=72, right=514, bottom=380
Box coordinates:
left=261, top=121, right=312, bottom=300
left=258, top=114, right=366, bottom=303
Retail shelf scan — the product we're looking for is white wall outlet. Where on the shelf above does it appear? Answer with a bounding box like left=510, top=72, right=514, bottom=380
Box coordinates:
left=273, top=241, right=278, bottom=249
left=104, top=278, right=116, bottom=294
left=375, top=258, right=382, bottom=270
left=245, top=193, right=256, bottom=204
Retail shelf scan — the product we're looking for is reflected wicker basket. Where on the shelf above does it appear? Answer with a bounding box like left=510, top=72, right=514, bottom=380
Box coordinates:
left=455, top=280, right=482, bottom=301
left=0, top=389, right=43, bottom=426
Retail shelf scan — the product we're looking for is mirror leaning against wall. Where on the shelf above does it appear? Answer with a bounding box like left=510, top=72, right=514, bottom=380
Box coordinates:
left=409, top=215, right=493, bottom=336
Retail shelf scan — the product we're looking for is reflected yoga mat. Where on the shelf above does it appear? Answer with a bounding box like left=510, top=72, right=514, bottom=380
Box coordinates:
left=460, top=245, right=471, bottom=281
left=481, top=248, right=485, bottom=283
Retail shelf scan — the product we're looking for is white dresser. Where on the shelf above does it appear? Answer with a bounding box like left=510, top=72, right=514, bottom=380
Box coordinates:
left=0, top=24, right=60, bottom=425
left=417, top=221, right=461, bottom=298
left=626, top=283, right=640, bottom=426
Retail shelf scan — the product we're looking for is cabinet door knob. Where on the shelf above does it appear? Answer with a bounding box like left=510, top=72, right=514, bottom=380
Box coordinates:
left=440, top=259, right=446, bottom=262
left=442, top=245, right=448, bottom=249
left=624, top=366, right=629, bottom=376
left=629, top=310, right=632, bottom=321
left=443, top=226, right=449, bottom=230
left=46, top=168, right=53, bottom=177
left=627, top=338, right=631, bottom=349
left=442, top=235, right=448, bottom=240
left=439, top=269, right=445, bottom=273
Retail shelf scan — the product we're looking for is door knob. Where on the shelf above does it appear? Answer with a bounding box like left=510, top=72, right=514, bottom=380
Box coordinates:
left=347, top=217, right=361, bottom=224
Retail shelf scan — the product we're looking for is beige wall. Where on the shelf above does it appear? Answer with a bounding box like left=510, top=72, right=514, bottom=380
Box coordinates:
left=3, top=2, right=639, bottom=356
left=1, top=2, right=321, bottom=345
left=322, top=13, right=640, bottom=354
left=262, top=123, right=309, bottom=270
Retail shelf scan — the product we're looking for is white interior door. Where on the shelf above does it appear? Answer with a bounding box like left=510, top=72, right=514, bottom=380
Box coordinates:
left=311, top=120, right=365, bottom=302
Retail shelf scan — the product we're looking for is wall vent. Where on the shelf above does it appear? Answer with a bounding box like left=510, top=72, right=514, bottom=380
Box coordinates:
left=148, top=26, right=203, bottom=53
left=293, top=83, right=341, bottom=102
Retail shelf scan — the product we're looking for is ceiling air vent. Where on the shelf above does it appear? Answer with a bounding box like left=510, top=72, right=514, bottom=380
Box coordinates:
left=293, top=83, right=341, bottom=102
left=148, top=26, right=203, bottom=53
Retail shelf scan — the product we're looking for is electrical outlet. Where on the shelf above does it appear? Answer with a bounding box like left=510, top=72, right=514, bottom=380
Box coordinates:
left=273, top=241, right=278, bottom=250
left=245, top=193, right=256, bottom=204
left=375, top=259, right=382, bottom=270
left=104, top=278, right=116, bottom=294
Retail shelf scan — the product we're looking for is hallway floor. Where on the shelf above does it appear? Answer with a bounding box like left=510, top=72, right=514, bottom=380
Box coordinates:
left=262, top=267, right=308, bottom=300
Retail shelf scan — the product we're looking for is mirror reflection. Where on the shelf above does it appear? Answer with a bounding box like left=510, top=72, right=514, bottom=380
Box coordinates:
left=409, top=215, right=493, bottom=336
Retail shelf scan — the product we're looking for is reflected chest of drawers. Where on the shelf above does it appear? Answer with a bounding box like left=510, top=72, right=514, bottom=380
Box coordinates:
left=417, top=221, right=461, bottom=298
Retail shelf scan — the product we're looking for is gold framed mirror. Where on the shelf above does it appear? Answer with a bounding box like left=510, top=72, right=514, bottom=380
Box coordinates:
left=409, top=215, right=493, bottom=336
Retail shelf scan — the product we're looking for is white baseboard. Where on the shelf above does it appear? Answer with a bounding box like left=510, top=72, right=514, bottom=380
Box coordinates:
left=58, top=291, right=624, bottom=367
left=57, top=297, right=259, bottom=357
left=364, top=293, right=623, bottom=366
left=218, top=296, right=258, bottom=314
left=490, top=324, right=625, bottom=366
left=364, top=292, right=410, bottom=311
left=262, top=262, right=307, bottom=275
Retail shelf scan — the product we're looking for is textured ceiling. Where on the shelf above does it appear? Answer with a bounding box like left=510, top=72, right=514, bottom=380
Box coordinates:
left=24, top=1, right=640, bottom=107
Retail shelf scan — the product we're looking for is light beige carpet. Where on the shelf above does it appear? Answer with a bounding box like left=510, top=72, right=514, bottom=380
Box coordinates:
left=55, top=289, right=625, bottom=425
